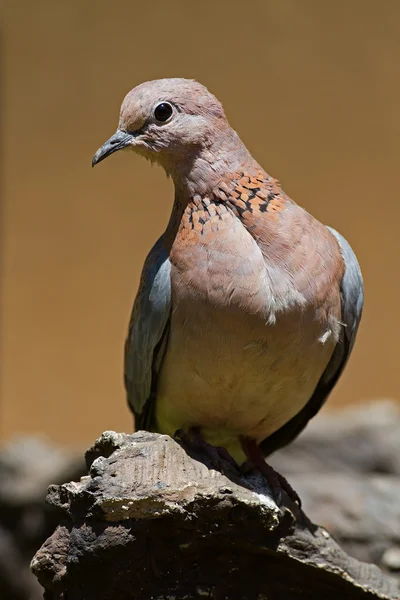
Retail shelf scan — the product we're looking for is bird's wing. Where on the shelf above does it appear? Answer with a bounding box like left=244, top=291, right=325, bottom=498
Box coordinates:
left=260, top=227, right=364, bottom=456
left=124, top=238, right=171, bottom=430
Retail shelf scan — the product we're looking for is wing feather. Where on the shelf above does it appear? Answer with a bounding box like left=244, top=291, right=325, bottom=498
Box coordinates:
left=260, top=227, right=364, bottom=456
left=124, top=238, right=171, bottom=429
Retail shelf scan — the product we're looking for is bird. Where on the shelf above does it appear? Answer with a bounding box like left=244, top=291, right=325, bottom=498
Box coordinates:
left=92, top=78, right=363, bottom=504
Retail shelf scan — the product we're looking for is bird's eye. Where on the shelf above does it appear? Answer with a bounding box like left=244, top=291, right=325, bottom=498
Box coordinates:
left=154, top=102, right=173, bottom=122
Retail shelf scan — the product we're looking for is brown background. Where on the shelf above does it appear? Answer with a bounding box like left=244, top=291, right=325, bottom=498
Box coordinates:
left=2, top=0, right=398, bottom=448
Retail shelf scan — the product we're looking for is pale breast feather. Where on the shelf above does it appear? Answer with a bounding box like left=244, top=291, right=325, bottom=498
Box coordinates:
left=259, top=226, right=364, bottom=456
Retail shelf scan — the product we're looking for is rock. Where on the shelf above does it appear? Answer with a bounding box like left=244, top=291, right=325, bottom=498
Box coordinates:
left=31, top=431, right=400, bottom=600
left=271, top=401, right=400, bottom=476
left=270, top=401, right=400, bottom=574
left=0, top=437, right=85, bottom=600
left=382, top=548, right=400, bottom=573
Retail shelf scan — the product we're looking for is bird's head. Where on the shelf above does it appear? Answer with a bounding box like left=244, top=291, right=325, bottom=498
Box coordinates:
left=92, top=78, right=258, bottom=196
left=92, top=78, right=231, bottom=172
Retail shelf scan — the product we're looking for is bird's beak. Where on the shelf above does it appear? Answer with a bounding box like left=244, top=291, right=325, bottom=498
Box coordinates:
left=92, top=129, right=134, bottom=167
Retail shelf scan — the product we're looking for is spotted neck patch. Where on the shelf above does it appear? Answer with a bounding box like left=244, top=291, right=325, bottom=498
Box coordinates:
left=178, top=170, right=286, bottom=238
left=178, top=196, right=232, bottom=239
left=213, top=171, right=286, bottom=222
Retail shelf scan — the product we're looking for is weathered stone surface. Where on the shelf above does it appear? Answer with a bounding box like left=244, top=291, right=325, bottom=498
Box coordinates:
left=31, top=430, right=400, bottom=600
left=271, top=401, right=400, bottom=575
left=0, top=437, right=85, bottom=600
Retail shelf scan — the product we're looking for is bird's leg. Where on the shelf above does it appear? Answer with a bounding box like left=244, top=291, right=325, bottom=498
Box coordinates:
left=174, top=427, right=239, bottom=473
left=240, top=437, right=301, bottom=507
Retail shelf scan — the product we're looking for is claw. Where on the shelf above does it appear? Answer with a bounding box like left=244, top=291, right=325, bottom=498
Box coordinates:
left=174, top=428, right=240, bottom=475
left=240, top=437, right=302, bottom=507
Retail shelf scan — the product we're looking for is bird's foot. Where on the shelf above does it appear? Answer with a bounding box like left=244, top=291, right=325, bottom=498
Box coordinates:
left=256, top=462, right=301, bottom=507
left=174, top=428, right=239, bottom=474
left=240, top=437, right=301, bottom=507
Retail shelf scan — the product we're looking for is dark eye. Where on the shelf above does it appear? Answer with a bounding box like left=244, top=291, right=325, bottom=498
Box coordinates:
left=154, top=102, right=173, bottom=122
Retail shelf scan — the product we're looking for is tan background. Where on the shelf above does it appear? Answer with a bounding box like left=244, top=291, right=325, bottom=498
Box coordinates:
left=2, top=0, right=398, bottom=448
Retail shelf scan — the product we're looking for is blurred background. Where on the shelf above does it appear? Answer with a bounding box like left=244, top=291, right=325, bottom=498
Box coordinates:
left=2, top=1, right=400, bottom=597
left=3, top=0, right=400, bottom=448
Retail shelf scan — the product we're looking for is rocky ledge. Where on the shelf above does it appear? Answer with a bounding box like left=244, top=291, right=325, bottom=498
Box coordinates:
left=31, top=429, right=400, bottom=600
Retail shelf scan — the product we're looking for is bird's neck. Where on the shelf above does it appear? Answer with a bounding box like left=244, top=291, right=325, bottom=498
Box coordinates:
left=168, top=127, right=261, bottom=202
left=163, top=137, right=282, bottom=248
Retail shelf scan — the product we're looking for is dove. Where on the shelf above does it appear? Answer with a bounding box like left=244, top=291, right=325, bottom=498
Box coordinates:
left=92, top=78, right=363, bottom=504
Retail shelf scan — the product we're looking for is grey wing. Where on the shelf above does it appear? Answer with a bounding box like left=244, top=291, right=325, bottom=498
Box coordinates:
left=260, top=227, right=364, bottom=456
left=124, top=238, right=172, bottom=430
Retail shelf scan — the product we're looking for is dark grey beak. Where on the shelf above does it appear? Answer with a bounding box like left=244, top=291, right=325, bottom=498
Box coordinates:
left=92, top=130, right=133, bottom=167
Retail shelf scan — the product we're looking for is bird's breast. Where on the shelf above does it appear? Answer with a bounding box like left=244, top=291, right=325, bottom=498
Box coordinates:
left=168, top=196, right=307, bottom=320
left=154, top=195, right=341, bottom=448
